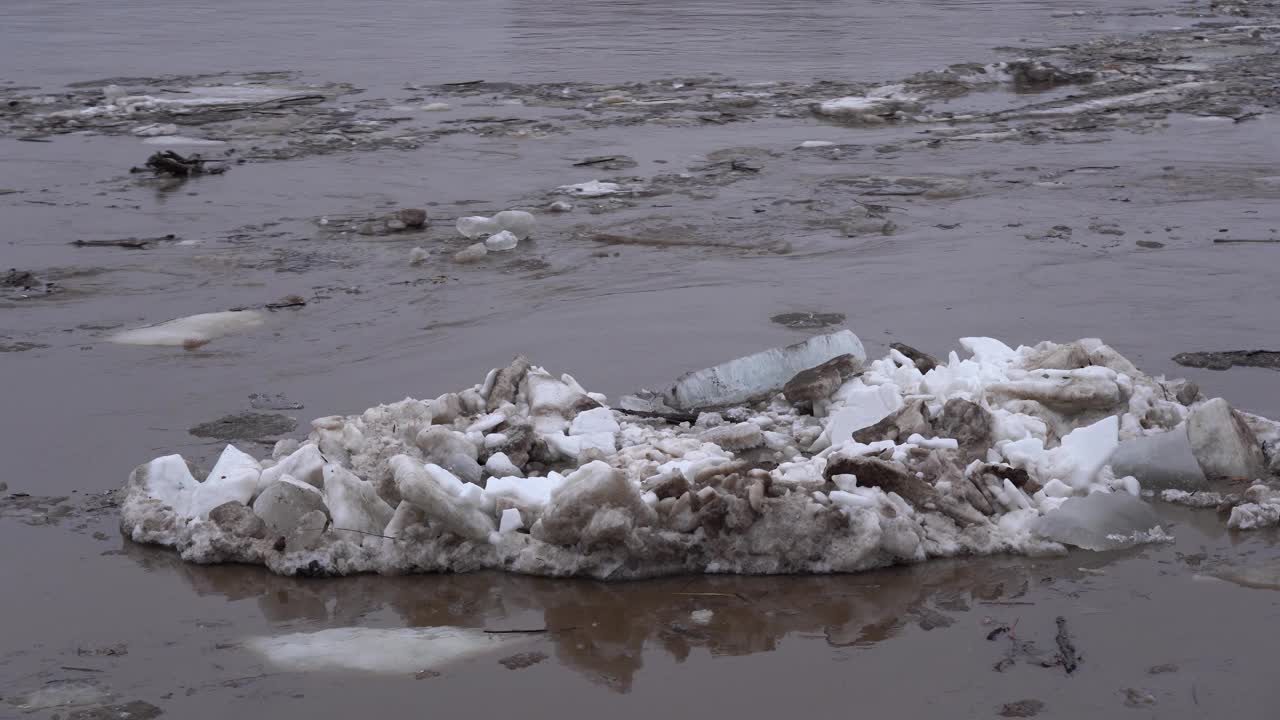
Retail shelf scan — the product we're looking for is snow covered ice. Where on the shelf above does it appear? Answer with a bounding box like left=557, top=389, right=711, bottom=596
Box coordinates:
left=108, top=310, right=265, bottom=348
left=119, top=332, right=1280, bottom=579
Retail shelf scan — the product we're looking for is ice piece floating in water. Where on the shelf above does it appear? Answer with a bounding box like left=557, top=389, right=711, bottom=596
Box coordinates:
left=141, top=136, right=227, bottom=146
left=108, top=310, right=265, bottom=347
left=1031, top=492, right=1163, bottom=551
left=485, top=230, right=519, bottom=251
left=456, top=210, right=535, bottom=241
left=557, top=180, right=622, bottom=197
left=244, top=626, right=529, bottom=674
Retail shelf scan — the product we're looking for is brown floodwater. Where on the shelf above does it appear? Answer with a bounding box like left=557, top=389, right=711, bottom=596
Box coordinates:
left=4, top=0, right=1280, bottom=717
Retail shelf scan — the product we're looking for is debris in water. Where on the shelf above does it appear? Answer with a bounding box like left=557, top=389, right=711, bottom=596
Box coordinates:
left=265, top=294, right=306, bottom=310
left=71, top=234, right=177, bottom=249
left=770, top=311, right=846, bottom=329
left=1173, top=350, right=1280, bottom=372
left=189, top=412, right=297, bottom=440
left=141, top=150, right=227, bottom=177
left=498, top=651, right=548, bottom=670
left=249, top=393, right=304, bottom=411
left=1053, top=616, right=1079, bottom=674
left=998, top=700, right=1045, bottom=718
left=1121, top=688, right=1156, bottom=708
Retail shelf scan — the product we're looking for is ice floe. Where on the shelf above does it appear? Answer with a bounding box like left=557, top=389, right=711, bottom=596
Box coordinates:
left=119, top=332, right=1279, bottom=579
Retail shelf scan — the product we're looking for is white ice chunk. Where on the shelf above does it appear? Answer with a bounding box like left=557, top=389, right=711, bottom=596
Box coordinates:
left=252, top=476, right=328, bottom=537
left=484, top=474, right=566, bottom=510
left=494, top=210, right=535, bottom=240
left=141, top=135, right=227, bottom=146
left=1031, top=492, right=1161, bottom=551
left=959, top=336, right=1018, bottom=365
left=825, top=385, right=903, bottom=447
left=189, top=445, right=261, bottom=519
left=131, top=454, right=197, bottom=517
left=456, top=216, right=501, bottom=239
left=257, top=443, right=325, bottom=495
left=108, top=310, right=265, bottom=347
left=570, top=407, right=620, bottom=436
left=323, top=464, right=394, bottom=537
left=484, top=230, right=519, bottom=251
left=557, top=180, right=622, bottom=197
left=498, top=507, right=524, bottom=534
left=797, top=140, right=835, bottom=148
left=391, top=455, right=495, bottom=541
left=484, top=452, right=523, bottom=478
left=690, top=609, right=714, bottom=625
left=905, top=434, right=959, bottom=450
left=1187, top=398, right=1267, bottom=481
left=1053, top=415, right=1119, bottom=490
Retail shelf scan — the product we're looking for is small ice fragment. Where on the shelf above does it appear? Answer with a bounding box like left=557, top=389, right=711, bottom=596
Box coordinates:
left=826, top=385, right=903, bottom=447
left=599, top=94, right=631, bottom=104
left=132, top=122, right=178, bottom=137
left=484, top=452, right=523, bottom=478
left=141, top=136, right=227, bottom=146
left=421, top=102, right=451, bottom=111
left=1031, top=492, right=1161, bottom=551
left=690, top=609, right=714, bottom=625
left=189, top=445, right=260, bottom=519
left=905, top=434, right=959, bottom=450
left=798, top=140, right=835, bottom=148
left=252, top=477, right=329, bottom=537
left=499, top=507, right=524, bottom=533
left=109, top=310, right=265, bottom=348
left=494, top=210, right=535, bottom=240
left=453, top=243, right=488, bottom=263
left=323, top=464, right=394, bottom=537
left=570, top=407, right=620, bottom=436
left=548, top=200, right=574, bottom=212
left=557, top=180, right=622, bottom=197
left=484, top=230, right=519, bottom=251
left=665, top=329, right=866, bottom=411
left=409, top=247, right=429, bottom=265
left=1052, top=415, right=1119, bottom=490
left=456, top=215, right=501, bottom=239
left=128, top=454, right=197, bottom=518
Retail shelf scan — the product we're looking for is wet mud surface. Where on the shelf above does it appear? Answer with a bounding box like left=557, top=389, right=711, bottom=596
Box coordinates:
left=4, top=0, right=1280, bottom=717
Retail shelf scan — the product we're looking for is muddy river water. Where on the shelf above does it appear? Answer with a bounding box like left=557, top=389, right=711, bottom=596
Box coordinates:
left=3, top=0, right=1280, bottom=717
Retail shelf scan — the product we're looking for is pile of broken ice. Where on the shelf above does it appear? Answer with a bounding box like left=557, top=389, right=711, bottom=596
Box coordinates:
left=120, top=331, right=1280, bottom=578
